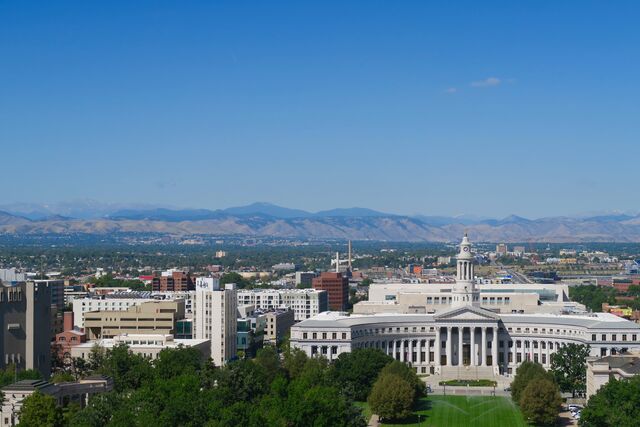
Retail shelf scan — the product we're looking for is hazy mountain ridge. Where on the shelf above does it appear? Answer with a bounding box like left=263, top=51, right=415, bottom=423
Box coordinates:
left=2, top=206, right=640, bottom=242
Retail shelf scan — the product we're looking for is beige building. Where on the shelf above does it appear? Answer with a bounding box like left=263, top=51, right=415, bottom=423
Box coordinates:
left=70, top=334, right=210, bottom=361
left=586, top=353, right=640, bottom=400
left=263, top=308, right=295, bottom=345
left=353, top=282, right=581, bottom=315
left=83, top=300, right=185, bottom=339
left=193, top=284, right=237, bottom=366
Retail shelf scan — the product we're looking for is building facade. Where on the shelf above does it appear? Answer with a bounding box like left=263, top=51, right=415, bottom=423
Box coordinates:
left=193, top=284, right=237, bottom=366
left=312, top=272, right=349, bottom=311
left=236, top=289, right=328, bottom=321
left=263, top=308, right=295, bottom=345
left=152, top=270, right=194, bottom=292
left=83, top=300, right=185, bottom=339
left=291, top=236, right=640, bottom=379
left=0, top=282, right=52, bottom=379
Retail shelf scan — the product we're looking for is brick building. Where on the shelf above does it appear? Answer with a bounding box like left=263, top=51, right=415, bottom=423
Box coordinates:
left=152, top=271, right=194, bottom=292
left=312, top=272, right=349, bottom=311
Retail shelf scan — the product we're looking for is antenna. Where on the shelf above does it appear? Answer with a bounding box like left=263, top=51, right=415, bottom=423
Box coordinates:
left=335, top=252, right=340, bottom=273
left=348, top=240, right=352, bottom=271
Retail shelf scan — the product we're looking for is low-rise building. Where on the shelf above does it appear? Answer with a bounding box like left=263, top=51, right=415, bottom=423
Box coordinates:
left=53, top=312, right=86, bottom=362
left=586, top=353, right=640, bottom=400
left=70, top=334, right=210, bottom=361
left=1, top=376, right=113, bottom=427
left=83, top=299, right=185, bottom=339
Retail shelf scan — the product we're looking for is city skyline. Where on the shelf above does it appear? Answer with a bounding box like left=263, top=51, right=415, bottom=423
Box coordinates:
left=2, top=2, right=640, bottom=218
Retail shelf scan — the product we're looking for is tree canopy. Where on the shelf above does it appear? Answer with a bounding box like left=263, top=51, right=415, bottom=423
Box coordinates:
left=18, top=391, right=64, bottom=427
left=519, top=377, right=562, bottom=426
left=550, top=343, right=590, bottom=397
left=581, top=376, right=640, bottom=427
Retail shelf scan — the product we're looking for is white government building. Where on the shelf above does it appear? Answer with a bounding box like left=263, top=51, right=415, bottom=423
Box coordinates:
left=291, top=235, right=640, bottom=379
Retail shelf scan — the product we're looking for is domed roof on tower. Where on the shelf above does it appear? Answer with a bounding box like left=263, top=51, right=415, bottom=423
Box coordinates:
left=458, top=233, right=473, bottom=260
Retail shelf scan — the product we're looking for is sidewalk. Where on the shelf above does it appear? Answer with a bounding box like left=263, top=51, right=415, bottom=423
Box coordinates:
left=367, top=414, right=380, bottom=427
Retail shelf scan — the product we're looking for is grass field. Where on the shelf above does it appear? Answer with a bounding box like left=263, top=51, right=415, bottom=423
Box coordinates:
left=381, top=395, right=528, bottom=427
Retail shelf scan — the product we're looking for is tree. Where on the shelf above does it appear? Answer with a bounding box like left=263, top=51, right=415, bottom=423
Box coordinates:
left=282, top=347, right=308, bottom=380
left=580, top=376, right=640, bottom=427
left=254, top=346, right=281, bottom=383
left=18, top=391, right=63, bottom=427
left=511, top=361, right=552, bottom=403
left=550, top=343, right=590, bottom=397
left=378, top=360, right=424, bottom=398
left=367, top=374, right=415, bottom=421
left=153, top=346, right=203, bottom=380
left=332, top=349, right=393, bottom=401
left=50, top=372, right=74, bottom=384
left=519, top=377, right=561, bottom=426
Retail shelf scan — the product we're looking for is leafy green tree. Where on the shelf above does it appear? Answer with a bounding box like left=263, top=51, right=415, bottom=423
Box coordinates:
left=215, top=359, right=269, bottom=403
left=220, top=272, right=252, bottom=288
left=511, top=361, right=552, bottom=403
left=367, top=374, right=415, bottom=421
left=378, top=360, right=424, bottom=398
left=333, top=349, right=394, bottom=401
left=94, top=344, right=153, bottom=392
left=519, top=377, right=562, bottom=426
left=50, top=372, right=74, bottom=384
left=550, top=343, right=590, bottom=397
left=254, top=346, right=281, bottom=383
left=153, top=346, right=203, bottom=380
left=282, top=347, right=308, bottom=380
left=18, top=391, right=63, bottom=427
left=68, top=392, right=124, bottom=427
left=580, top=376, right=640, bottom=426
left=569, top=285, right=617, bottom=312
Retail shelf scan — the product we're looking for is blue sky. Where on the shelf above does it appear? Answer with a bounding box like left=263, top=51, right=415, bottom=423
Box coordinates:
left=1, top=1, right=639, bottom=218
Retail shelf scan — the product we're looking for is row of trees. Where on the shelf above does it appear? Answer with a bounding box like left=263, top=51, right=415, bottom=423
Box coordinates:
left=18, top=344, right=410, bottom=426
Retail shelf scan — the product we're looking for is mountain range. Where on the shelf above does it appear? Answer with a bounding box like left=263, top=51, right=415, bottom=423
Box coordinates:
left=1, top=202, right=640, bottom=242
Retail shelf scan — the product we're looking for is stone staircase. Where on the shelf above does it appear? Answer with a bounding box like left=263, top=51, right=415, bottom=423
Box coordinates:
left=439, top=365, right=498, bottom=379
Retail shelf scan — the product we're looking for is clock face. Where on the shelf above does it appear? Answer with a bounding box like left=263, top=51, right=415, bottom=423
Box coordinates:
left=463, top=247, right=470, bottom=252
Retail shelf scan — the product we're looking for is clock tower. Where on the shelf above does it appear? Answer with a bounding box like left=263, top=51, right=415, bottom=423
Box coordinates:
left=453, top=234, right=479, bottom=307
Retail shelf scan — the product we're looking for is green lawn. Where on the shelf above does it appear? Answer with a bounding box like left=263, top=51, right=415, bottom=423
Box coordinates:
left=382, top=395, right=528, bottom=427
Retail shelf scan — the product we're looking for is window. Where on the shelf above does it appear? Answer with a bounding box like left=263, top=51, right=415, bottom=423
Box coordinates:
left=592, top=334, right=596, bottom=341
left=342, top=333, right=346, bottom=339
left=303, top=333, right=308, bottom=339
left=612, top=334, right=617, bottom=341
left=602, top=334, right=606, bottom=340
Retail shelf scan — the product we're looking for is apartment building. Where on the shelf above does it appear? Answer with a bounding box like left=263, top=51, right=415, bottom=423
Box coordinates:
left=193, top=284, right=237, bottom=366
left=152, top=270, right=194, bottom=292
left=236, top=289, right=328, bottom=321
left=263, top=308, right=295, bottom=345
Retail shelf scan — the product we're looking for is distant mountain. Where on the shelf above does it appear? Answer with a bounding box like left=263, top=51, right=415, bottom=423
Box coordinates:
left=3, top=202, right=640, bottom=242
left=314, top=207, right=391, bottom=217
left=220, top=202, right=312, bottom=218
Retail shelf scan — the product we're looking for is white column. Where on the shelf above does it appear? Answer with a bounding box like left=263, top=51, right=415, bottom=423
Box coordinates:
left=458, top=327, right=464, bottom=366
left=435, top=329, right=441, bottom=366
left=481, top=327, right=487, bottom=366
left=446, top=327, right=452, bottom=366
left=393, top=340, right=397, bottom=360
left=492, top=327, right=498, bottom=366
left=400, top=340, right=405, bottom=362
left=512, top=340, right=517, bottom=366
left=470, top=327, right=476, bottom=366
left=409, top=339, right=414, bottom=365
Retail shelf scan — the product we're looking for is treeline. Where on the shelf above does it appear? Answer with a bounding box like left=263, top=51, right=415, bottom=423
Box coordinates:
left=17, top=345, right=424, bottom=426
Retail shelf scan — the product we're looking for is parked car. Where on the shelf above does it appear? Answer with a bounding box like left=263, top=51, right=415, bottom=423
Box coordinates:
left=503, top=386, right=511, bottom=392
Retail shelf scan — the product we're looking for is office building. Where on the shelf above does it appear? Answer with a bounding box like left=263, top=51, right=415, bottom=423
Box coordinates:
left=0, top=281, right=52, bottom=379
left=586, top=352, right=640, bottom=400
left=312, top=272, right=349, bottom=311
left=83, top=299, right=185, bottom=339
left=295, top=271, right=317, bottom=288
left=193, top=284, right=237, bottom=366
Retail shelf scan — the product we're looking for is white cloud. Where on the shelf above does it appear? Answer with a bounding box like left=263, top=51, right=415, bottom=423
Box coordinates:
left=444, top=87, right=457, bottom=94
left=470, top=77, right=501, bottom=88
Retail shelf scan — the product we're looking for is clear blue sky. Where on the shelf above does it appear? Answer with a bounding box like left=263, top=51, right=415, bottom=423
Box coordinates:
left=1, top=1, right=639, bottom=218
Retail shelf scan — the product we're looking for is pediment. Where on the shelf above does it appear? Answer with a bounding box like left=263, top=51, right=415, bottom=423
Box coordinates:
left=434, top=305, right=499, bottom=322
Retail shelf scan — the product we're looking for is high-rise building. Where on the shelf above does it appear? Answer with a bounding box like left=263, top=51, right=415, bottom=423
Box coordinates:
left=312, top=272, right=349, bottom=311
left=193, top=284, right=237, bottom=366
left=295, top=272, right=317, bottom=288
left=0, top=281, right=52, bottom=379
left=152, top=270, right=194, bottom=292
